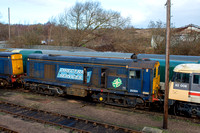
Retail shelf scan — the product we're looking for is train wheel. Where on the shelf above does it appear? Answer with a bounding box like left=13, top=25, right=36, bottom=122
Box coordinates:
left=173, top=103, right=180, bottom=116
left=0, top=79, right=8, bottom=87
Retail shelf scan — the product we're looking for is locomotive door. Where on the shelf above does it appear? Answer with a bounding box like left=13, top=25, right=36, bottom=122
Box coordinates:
left=101, top=68, right=107, bottom=88
left=128, top=69, right=142, bottom=94
left=190, top=74, right=200, bottom=103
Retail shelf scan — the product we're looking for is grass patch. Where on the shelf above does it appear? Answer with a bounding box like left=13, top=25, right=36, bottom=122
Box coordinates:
left=72, top=114, right=95, bottom=120
left=0, top=112, right=6, bottom=115
left=44, top=124, right=71, bottom=132
left=169, top=117, right=200, bottom=127
left=147, top=114, right=163, bottom=121
left=23, top=93, right=45, bottom=99
left=1, top=92, right=15, bottom=97
left=117, top=123, right=143, bottom=131
left=29, top=103, right=40, bottom=109
left=0, top=97, right=6, bottom=101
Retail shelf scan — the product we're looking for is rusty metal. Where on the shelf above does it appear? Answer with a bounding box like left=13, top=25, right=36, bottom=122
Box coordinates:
left=0, top=101, right=140, bottom=133
left=0, top=125, right=18, bottom=133
left=67, top=87, right=87, bottom=97
left=163, top=0, right=171, bottom=130
left=44, top=64, right=55, bottom=80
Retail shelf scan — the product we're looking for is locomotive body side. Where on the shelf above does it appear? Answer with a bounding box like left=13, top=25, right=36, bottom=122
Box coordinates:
left=0, top=52, right=23, bottom=87
left=169, top=64, right=200, bottom=117
left=23, top=54, right=161, bottom=107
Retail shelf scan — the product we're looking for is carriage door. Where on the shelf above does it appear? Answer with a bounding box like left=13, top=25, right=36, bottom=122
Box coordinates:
left=128, top=69, right=142, bottom=94
left=190, top=74, right=200, bottom=103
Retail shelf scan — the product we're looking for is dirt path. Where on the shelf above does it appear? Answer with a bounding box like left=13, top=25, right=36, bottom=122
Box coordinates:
left=0, top=89, right=199, bottom=133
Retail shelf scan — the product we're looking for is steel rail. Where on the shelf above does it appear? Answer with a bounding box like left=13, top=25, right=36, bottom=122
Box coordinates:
left=0, top=101, right=140, bottom=133
left=2, top=88, right=200, bottom=124
left=0, top=126, right=18, bottom=133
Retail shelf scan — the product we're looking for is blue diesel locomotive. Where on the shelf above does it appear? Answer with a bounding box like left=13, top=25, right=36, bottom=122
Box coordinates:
left=22, top=54, right=161, bottom=107
left=0, top=52, right=23, bottom=87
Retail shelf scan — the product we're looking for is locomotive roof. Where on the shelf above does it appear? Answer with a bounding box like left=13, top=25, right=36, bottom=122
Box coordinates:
left=174, top=64, right=200, bottom=73
left=28, top=54, right=158, bottom=69
left=0, top=52, right=20, bottom=57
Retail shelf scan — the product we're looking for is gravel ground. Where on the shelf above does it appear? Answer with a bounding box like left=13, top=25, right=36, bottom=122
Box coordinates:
left=0, top=89, right=200, bottom=133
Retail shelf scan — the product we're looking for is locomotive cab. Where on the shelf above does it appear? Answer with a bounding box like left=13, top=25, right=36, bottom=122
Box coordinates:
left=128, top=61, right=160, bottom=102
left=169, top=64, right=200, bottom=117
left=0, top=52, right=23, bottom=87
left=169, top=64, right=200, bottom=103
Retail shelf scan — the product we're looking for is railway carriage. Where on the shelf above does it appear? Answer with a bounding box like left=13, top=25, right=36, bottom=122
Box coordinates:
left=169, top=64, right=200, bottom=117
left=23, top=54, right=161, bottom=107
left=0, top=52, right=23, bottom=87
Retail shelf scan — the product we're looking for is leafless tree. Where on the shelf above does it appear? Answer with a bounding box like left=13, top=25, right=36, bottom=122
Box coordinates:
left=148, top=20, right=166, bottom=54
left=57, top=1, right=130, bottom=47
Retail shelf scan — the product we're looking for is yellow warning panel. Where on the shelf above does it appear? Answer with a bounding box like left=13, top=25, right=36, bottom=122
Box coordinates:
left=11, top=54, right=23, bottom=75
left=169, top=82, right=189, bottom=102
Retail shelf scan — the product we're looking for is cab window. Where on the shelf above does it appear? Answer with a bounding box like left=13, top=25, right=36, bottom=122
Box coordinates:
left=129, top=70, right=140, bottom=79
left=193, top=75, right=200, bottom=84
left=173, top=72, right=189, bottom=83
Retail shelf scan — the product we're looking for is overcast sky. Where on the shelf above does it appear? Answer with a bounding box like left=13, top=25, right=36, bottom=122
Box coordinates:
left=0, top=0, right=200, bottom=28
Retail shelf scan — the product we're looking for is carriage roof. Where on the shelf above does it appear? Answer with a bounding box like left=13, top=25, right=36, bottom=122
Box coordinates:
left=174, top=64, right=200, bottom=73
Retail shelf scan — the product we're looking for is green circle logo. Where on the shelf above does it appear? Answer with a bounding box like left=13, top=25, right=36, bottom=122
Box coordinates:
left=112, top=78, right=122, bottom=88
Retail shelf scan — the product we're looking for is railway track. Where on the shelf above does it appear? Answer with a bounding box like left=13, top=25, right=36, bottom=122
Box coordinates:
left=2, top=88, right=200, bottom=125
left=0, top=125, right=18, bottom=133
left=0, top=101, right=140, bottom=133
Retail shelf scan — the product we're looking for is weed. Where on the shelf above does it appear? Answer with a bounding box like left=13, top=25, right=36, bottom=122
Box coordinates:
left=147, top=114, right=163, bottom=121
left=55, top=126, right=62, bottom=130
left=2, top=92, right=15, bottom=97
left=0, top=112, right=6, bottom=115
left=0, top=97, right=6, bottom=101
left=72, top=114, right=94, bottom=120
left=169, top=118, right=200, bottom=127
left=29, top=103, right=40, bottom=109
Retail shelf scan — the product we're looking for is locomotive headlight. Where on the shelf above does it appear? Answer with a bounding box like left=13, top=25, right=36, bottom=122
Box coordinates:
left=99, top=97, right=103, bottom=101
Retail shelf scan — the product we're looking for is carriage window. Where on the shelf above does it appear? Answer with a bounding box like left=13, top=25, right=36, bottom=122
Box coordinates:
left=193, top=75, right=200, bottom=84
left=129, top=70, right=140, bottom=79
left=174, top=73, right=189, bottom=83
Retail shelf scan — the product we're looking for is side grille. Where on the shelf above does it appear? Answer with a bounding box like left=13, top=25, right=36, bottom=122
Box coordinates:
left=44, top=64, right=55, bottom=80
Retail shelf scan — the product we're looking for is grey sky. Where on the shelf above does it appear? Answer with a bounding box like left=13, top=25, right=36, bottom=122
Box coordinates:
left=0, top=0, right=199, bottom=28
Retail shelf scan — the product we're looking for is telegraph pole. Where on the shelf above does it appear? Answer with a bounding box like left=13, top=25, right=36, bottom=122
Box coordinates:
left=8, top=7, right=11, bottom=40
left=163, top=0, right=171, bottom=129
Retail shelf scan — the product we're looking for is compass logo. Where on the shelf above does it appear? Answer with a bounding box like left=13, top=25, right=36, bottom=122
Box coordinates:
left=112, top=78, right=122, bottom=88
